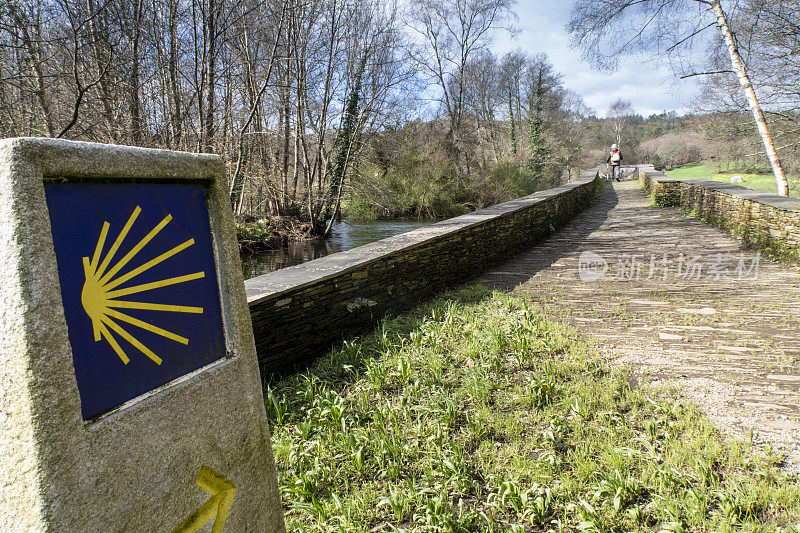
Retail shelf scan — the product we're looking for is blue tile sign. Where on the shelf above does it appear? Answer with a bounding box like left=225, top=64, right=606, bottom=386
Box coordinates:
left=44, top=183, right=226, bottom=419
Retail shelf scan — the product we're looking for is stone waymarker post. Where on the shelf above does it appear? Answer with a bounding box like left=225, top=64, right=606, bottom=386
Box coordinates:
left=0, top=138, right=285, bottom=531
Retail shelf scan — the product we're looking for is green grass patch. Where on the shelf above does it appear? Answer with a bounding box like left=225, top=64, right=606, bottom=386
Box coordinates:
left=667, top=165, right=800, bottom=198
left=664, top=164, right=714, bottom=180
left=267, top=287, right=800, bottom=531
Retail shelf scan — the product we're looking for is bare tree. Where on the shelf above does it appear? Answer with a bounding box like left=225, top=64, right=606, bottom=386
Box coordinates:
left=553, top=90, right=596, bottom=180
left=698, top=0, right=800, bottom=175
left=0, top=0, right=603, bottom=238
left=54, top=0, right=115, bottom=139
left=607, top=98, right=634, bottom=148
left=568, top=0, right=791, bottom=195
left=498, top=51, right=525, bottom=158
left=736, top=0, right=800, bottom=117
left=406, top=0, right=514, bottom=176
left=229, top=0, right=288, bottom=214
left=461, top=50, right=501, bottom=164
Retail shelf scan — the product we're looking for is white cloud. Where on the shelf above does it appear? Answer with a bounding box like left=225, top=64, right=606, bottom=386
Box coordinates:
left=490, top=0, right=701, bottom=117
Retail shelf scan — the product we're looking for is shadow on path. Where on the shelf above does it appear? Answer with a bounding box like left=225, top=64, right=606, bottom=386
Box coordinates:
left=476, top=180, right=619, bottom=291
left=477, top=179, right=800, bottom=472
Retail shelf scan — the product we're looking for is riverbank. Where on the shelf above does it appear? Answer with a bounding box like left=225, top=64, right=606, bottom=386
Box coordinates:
left=266, top=286, right=800, bottom=531
left=239, top=219, right=434, bottom=278
left=235, top=216, right=315, bottom=256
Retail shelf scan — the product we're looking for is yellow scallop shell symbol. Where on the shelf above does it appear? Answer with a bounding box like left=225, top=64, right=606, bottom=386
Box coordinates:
left=81, top=206, right=205, bottom=366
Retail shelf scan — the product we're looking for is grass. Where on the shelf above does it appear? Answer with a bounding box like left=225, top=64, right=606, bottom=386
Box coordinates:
left=266, top=286, right=800, bottom=532
left=666, top=165, right=800, bottom=198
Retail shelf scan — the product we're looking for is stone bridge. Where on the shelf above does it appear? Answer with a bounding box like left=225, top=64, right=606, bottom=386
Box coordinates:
left=477, top=174, right=800, bottom=471
left=246, top=168, right=800, bottom=471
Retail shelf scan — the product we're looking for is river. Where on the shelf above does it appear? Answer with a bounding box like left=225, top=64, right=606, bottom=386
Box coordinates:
left=241, top=219, right=434, bottom=279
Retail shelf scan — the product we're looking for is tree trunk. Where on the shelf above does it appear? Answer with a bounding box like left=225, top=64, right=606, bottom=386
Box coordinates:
left=204, top=0, right=216, bottom=153
left=168, top=0, right=182, bottom=149
left=87, top=0, right=117, bottom=143
left=12, top=9, right=55, bottom=137
left=281, top=78, right=291, bottom=211
left=711, top=0, right=789, bottom=196
left=129, top=0, right=144, bottom=145
left=508, top=92, right=517, bottom=156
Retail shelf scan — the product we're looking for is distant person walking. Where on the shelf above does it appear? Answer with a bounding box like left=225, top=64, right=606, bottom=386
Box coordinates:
left=606, top=144, right=623, bottom=181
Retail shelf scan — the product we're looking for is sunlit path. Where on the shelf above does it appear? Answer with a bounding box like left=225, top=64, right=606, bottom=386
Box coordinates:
left=478, top=178, right=800, bottom=471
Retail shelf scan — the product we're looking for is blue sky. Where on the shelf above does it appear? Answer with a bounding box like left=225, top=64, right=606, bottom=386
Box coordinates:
left=490, top=0, right=702, bottom=118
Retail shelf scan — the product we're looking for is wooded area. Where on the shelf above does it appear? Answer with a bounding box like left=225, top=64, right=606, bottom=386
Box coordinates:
left=1, top=0, right=797, bottom=232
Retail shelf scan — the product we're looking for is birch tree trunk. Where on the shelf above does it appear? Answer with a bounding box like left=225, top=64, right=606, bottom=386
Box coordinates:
left=711, top=0, right=789, bottom=196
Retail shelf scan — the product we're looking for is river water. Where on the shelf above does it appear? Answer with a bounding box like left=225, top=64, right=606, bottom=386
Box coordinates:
left=241, top=219, right=434, bottom=279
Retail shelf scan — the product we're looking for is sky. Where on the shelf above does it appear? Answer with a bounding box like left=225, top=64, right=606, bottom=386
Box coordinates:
left=491, top=0, right=702, bottom=118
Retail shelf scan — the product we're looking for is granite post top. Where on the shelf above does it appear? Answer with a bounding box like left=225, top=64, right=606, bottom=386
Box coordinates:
left=0, top=137, right=223, bottom=180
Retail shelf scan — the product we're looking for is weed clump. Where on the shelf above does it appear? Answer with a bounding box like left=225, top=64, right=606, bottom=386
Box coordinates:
left=266, top=286, right=800, bottom=531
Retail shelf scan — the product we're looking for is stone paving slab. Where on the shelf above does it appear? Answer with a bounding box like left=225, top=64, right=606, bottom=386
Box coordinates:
left=476, top=179, right=800, bottom=472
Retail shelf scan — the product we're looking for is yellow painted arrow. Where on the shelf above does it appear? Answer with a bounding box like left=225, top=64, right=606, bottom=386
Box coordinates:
left=173, top=465, right=237, bottom=533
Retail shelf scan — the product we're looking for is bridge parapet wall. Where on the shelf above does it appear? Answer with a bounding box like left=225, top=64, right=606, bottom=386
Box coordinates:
left=246, top=171, right=600, bottom=375
left=640, top=168, right=800, bottom=260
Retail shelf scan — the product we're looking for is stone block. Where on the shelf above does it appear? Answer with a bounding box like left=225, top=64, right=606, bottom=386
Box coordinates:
left=639, top=167, right=800, bottom=261
left=0, top=138, right=284, bottom=531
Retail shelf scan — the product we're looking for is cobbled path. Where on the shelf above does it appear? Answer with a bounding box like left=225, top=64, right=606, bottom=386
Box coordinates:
left=477, top=178, right=800, bottom=471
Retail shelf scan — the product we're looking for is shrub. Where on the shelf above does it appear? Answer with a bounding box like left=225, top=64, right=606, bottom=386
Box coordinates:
left=652, top=153, right=665, bottom=171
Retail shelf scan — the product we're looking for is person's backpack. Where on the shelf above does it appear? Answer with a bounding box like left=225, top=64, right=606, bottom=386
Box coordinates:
left=610, top=150, right=621, bottom=164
